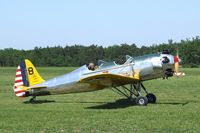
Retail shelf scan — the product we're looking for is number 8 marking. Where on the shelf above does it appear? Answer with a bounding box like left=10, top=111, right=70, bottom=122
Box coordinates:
left=28, top=67, right=34, bottom=75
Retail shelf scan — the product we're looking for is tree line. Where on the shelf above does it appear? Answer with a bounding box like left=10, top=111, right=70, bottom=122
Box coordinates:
left=0, top=37, right=200, bottom=67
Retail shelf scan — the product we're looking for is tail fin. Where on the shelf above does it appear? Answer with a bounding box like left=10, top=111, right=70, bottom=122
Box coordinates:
left=13, top=59, right=45, bottom=97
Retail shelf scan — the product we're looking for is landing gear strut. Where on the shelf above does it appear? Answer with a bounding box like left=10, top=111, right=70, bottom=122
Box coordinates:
left=112, top=82, right=156, bottom=106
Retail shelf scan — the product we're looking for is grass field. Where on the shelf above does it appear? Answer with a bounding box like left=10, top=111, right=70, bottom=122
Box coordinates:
left=0, top=67, right=200, bottom=133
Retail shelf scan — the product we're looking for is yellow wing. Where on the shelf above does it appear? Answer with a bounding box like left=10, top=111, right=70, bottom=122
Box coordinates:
left=79, top=73, right=140, bottom=90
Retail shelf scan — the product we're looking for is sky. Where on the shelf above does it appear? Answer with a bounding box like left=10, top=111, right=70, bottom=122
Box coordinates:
left=0, top=0, right=200, bottom=50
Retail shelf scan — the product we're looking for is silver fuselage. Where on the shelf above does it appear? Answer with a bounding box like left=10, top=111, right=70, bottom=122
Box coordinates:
left=29, top=53, right=175, bottom=96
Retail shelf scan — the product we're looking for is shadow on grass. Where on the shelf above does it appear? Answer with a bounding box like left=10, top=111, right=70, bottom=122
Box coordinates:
left=23, top=100, right=55, bottom=104
left=54, top=101, right=106, bottom=104
left=23, top=99, right=192, bottom=107
left=86, top=98, right=136, bottom=109
left=156, top=101, right=190, bottom=106
left=86, top=99, right=192, bottom=109
left=23, top=100, right=105, bottom=104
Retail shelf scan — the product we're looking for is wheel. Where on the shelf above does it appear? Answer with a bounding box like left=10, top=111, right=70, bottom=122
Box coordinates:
left=135, top=96, right=148, bottom=106
left=29, top=98, right=35, bottom=103
left=146, top=93, right=156, bottom=103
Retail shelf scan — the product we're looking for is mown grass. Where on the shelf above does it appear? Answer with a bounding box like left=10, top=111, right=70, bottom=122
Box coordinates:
left=0, top=67, right=200, bottom=133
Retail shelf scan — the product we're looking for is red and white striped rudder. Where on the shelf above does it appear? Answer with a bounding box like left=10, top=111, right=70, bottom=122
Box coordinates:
left=13, top=65, right=26, bottom=97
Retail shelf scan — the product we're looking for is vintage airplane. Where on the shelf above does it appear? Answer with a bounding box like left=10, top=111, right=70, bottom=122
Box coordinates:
left=13, top=50, right=183, bottom=106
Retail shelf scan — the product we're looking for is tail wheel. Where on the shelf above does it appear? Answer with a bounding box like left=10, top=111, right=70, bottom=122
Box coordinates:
left=29, top=96, right=36, bottom=103
left=29, top=98, right=35, bottom=103
left=146, top=93, right=156, bottom=103
left=135, top=96, right=148, bottom=106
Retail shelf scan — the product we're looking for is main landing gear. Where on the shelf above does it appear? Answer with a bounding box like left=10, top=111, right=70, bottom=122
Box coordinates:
left=112, top=82, right=156, bottom=106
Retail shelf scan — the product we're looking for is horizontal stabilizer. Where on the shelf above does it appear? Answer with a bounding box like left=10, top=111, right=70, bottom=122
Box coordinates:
left=29, top=86, right=47, bottom=90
